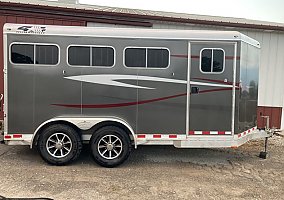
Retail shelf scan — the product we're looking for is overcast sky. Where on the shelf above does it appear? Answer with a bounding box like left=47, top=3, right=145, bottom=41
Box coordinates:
left=79, top=0, right=284, bottom=24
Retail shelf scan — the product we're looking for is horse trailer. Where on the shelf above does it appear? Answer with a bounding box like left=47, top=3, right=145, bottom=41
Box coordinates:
left=1, top=23, right=274, bottom=167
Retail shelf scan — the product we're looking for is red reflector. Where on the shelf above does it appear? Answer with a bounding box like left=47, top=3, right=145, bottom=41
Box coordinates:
left=137, top=135, right=146, bottom=138
left=169, top=134, right=177, bottom=138
left=218, top=131, right=225, bottom=135
left=202, top=131, right=210, bottom=135
left=4, top=135, right=11, bottom=139
left=189, top=131, right=195, bottom=135
left=153, top=134, right=161, bottom=138
left=13, top=134, right=22, bottom=138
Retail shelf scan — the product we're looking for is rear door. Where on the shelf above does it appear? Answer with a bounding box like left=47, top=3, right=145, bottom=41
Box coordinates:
left=188, top=42, right=236, bottom=134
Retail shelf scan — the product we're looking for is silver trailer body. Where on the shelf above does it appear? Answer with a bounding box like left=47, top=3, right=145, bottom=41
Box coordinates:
left=2, top=24, right=272, bottom=167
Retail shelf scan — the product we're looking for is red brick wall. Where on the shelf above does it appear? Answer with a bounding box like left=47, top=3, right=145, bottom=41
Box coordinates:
left=257, top=106, right=282, bottom=129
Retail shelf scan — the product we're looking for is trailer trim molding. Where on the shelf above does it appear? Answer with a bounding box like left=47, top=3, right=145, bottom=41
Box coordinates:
left=3, top=24, right=261, bottom=48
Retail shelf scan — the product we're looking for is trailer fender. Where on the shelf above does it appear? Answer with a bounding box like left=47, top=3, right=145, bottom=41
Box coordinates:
left=31, top=117, right=137, bottom=149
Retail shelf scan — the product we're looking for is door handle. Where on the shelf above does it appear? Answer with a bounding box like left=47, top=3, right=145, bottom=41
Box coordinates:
left=191, top=87, right=199, bottom=94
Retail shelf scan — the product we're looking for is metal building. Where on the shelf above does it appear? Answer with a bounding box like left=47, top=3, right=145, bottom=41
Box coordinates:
left=1, top=0, right=284, bottom=129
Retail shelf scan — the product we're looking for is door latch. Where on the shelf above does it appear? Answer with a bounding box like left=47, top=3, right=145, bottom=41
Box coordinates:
left=191, top=87, right=199, bottom=94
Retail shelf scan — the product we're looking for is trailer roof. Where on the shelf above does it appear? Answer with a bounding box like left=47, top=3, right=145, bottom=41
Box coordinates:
left=4, top=23, right=260, bottom=48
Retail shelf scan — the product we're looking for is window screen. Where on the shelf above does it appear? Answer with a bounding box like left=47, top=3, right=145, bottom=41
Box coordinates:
left=201, top=49, right=224, bottom=73
left=147, top=49, right=169, bottom=68
left=125, top=48, right=146, bottom=67
left=124, top=47, right=169, bottom=68
left=68, top=46, right=90, bottom=66
left=92, top=47, right=114, bottom=67
left=36, top=45, right=59, bottom=65
left=213, top=50, right=224, bottom=72
left=11, top=44, right=34, bottom=64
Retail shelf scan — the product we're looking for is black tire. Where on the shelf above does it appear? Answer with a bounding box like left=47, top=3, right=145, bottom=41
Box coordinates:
left=90, top=126, right=132, bottom=168
left=37, top=124, right=82, bottom=165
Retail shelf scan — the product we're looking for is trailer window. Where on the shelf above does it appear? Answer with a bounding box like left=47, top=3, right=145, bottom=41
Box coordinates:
left=11, top=44, right=34, bottom=64
left=147, top=49, right=169, bottom=68
left=124, top=47, right=169, bottom=68
left=36, top=45, right=59, bottom=65
left=125, top=48, right=146, bottom=67
left=200, top=49, right=224, bottom=73
left=11, top=43, right=59, bottom=65
left=68, top=46, right=90, bottom=66
left=92, top=47, right=114, bottom=67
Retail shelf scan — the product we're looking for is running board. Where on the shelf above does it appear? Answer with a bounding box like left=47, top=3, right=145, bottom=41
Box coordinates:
left=173, top=129, right=272, bottom=148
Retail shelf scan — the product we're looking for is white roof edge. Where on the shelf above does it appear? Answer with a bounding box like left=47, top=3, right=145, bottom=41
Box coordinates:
left=239, top=33, right=261, bottom=48
left=3, top=23, right=260, bottom=48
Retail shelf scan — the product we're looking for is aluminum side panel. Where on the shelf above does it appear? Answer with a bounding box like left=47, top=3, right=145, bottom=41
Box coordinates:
left=237, top=42, right=259, bottom=132
left=137, top=40, right=187, bottom=134
left=189, top=42, right=236, bottom=131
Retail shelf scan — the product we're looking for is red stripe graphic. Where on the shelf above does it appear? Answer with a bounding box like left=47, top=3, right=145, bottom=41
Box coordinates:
left=226, top=56, right=241, bottom=60
left=52, top=88, right=234, bottom=109
left=199, top=88, right=234, bottom=94
left=171, top=54, right=188, bottom=58
left=192, top=78, right=240, bottom=87
left=52, top=93, right=186, bottom=108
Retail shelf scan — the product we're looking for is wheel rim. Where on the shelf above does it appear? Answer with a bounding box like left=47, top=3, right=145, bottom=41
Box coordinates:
left=46, top=132, right=72, bottom=158
left=97, top=134, right=123, bottom=160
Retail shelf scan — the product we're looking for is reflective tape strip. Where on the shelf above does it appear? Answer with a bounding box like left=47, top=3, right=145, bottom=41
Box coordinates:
left=136, top=127, right=257, bottom=140
left=136, top=134, right=185, bottom=140
left=188, top=131, right=232, bottom=135
left=194, top=131, right=203, bottom=135
left=13, top=134, right=22, bottom=138
left=236, top=126, right=257, bottom=138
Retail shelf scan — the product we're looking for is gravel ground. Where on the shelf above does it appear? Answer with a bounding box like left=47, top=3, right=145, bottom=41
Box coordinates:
left=0, top=134, right=283, bottom=200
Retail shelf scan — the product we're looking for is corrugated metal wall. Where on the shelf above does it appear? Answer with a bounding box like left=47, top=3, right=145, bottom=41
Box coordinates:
left=0, top=15, right=86, bottom=119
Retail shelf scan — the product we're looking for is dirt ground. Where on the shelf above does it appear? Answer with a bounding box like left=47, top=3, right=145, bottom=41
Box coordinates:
left=0, top=134, right=283, bottom=200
